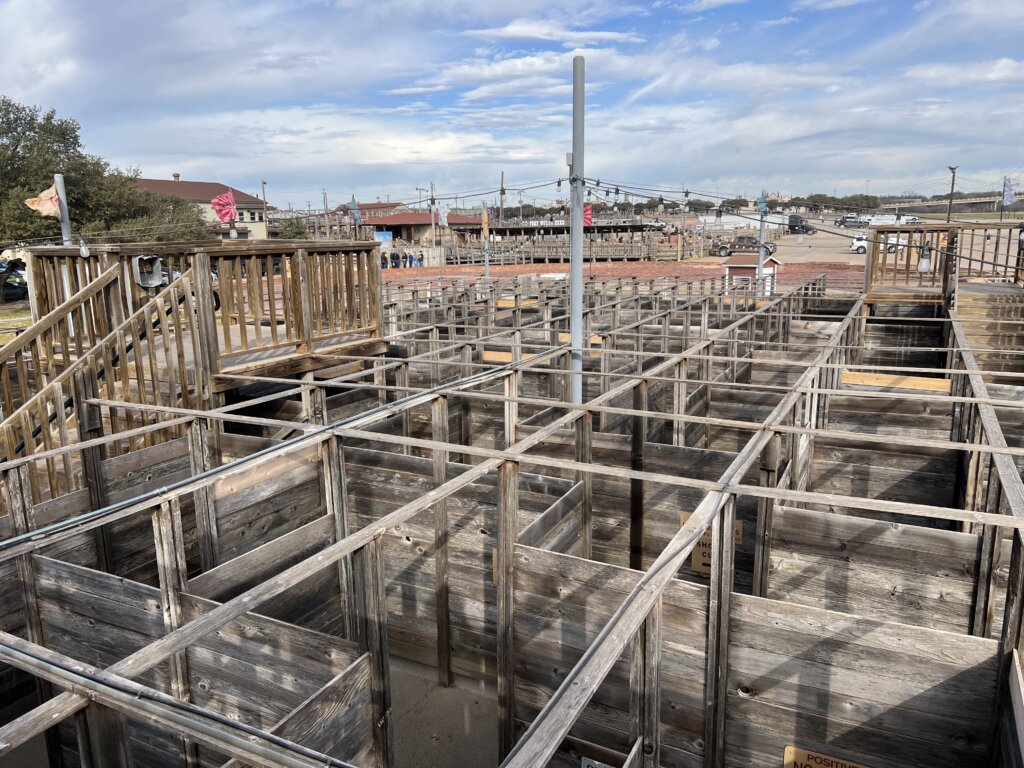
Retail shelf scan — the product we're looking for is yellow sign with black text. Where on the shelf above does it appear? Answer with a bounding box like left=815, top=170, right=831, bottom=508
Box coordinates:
left=784, top=746, right=870, bottom=768
left=679, top=512, right=742, bottom=574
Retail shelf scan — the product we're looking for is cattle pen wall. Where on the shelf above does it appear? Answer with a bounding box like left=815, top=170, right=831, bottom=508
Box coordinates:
left=1, top=232, right=1024, bottom=768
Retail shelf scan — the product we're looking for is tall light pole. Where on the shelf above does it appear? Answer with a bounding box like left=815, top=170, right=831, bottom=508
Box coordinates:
left=261, top=180, right=268, bottom=239
left=568, top=55, right=585, bottom=405
left=865, top=179, right=870, bottom=197
left=946, top=166, right=958, bottom=223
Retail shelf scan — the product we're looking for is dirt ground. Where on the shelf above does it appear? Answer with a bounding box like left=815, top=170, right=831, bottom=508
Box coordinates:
left=380, top=226, right=868, bottom=294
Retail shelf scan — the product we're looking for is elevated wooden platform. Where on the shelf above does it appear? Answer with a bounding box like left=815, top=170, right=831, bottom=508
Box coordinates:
left=1, top=237, right=1024, bottom=768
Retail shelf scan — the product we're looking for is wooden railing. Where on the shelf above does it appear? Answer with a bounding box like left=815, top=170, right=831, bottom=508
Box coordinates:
left=206, top=245, right=381, bottom=364
left=0, top=265, right=128, bottom=419
left=0, top=272, right=199, bottom=503
left=866, top=222, right=1024, bottom=294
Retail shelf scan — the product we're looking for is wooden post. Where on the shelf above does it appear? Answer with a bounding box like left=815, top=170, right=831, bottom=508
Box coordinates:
left=72, top=371, right=113, bottom=572
left=641, top=599, right=662, bottom=768
left=972, top=461, right=1001, bottom=637
left=297, top=249, right=313, bottom=354
left=753, top=434, right=781, bottom=597
left=190, top=250, right=221, bottom=394
left=152, top=499, right=200, bottom=768
left=704, top=495, right=736, bottom=768
left=355, top=535, right=393, bottom=767
left=432, top=395, right=453, bottom=686
left=314, top=394, right=359, bottom=643
left=575, top=411, right=593, bottom=559
left=630, top=381, right=648, bottom=570
left=5, top=466, right=64, bottom=768
left=187, top=419, right=219, bottom=571
left=497, top=459, right=519, bottom=759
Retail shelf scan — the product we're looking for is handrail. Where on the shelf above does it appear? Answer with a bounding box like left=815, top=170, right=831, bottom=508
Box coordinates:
left=0, top=271, right=198, bottom=503
left=0, top=266, right=124, bottom=418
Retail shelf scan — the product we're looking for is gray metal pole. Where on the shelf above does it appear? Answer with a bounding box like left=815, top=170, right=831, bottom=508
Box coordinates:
left=946, top=165, right=958, bottom=223
left=757, top=191, right=766, bottom=298
left=569, top=55, right=585, bottom=404
left=53, top=173, right=73, bottom=245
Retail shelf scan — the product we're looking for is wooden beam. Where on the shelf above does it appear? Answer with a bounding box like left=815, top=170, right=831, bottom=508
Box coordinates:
left=0, top=633, right=352, bottom=768
left=432, top=395, right=453, bottom=686
left=152, top=499, right=200, bottom=768
left=187, top=418, right=219, bottom=570
left=575, top=411, right=593, bottom=559
left=840, top=369, right=952, bottom=393
left=4, top=466, right=63, bottom=768
left=630, top=381, right=647, bottom=570
left=354, top=535, right=392, bottom=768
left=72, top=371, right=113, bottom=572
left=497, top=459, right=519, bottom=759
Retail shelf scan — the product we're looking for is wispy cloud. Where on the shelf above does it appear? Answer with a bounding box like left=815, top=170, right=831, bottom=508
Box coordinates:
left=467, top=19, right=644, bottom=47
left=790, top=0, right=871, bottom=9
left=904, top=58, right=1024, bottom=85
left=680, top=0, right=747, bottom=12
left=758, top=16, right=798, bottom=27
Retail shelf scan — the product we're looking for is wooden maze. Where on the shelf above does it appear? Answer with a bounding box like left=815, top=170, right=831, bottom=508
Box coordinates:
left=1, top=226, right=1024, bottom=768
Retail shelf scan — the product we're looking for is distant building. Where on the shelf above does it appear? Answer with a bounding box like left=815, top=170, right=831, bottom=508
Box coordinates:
left=723, top=253, right=782, bottom=293
left=135, top=173, right=268, bottom=239
left=369, top=211, right=482, bottom=245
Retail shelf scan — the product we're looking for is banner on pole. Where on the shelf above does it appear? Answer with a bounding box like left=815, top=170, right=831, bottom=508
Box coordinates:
left=583, top=204, right=593, bottom=226
left=24, top=184, right=62, bottom=220
left=211, top=189, right=238, bottom=222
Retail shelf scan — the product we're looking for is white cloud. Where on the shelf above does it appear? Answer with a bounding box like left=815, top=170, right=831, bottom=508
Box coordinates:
left=698, top=36, right=721, bottom=51
left=758, top=16, right=799, bottom=27
left=467, top=19, right=645, bottom=47
left=904, top=58, right=1024, bottom=85
left=790, top=0, right=871, bottom=9
left=680, top=0, right=747, bottom=11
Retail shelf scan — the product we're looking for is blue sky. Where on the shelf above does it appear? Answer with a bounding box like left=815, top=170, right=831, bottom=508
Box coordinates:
left=2, top=0, right=1022, bottom=210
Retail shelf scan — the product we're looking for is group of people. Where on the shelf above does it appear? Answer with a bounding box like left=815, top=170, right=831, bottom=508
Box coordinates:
left=381, top=250, right=425, bottom=269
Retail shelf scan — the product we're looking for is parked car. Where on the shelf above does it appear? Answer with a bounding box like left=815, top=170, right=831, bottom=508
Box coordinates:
left=788, top=215, right=817, bottom=235
left=834, top=214, right=869, bottom=229
left=849, top=233, right=908, bottom=255
left=0, top=260, right=28, bottom=301
left=711, top=235, right=777, bottom=258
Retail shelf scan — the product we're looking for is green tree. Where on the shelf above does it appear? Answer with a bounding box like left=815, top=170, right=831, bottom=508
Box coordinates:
left=0, top=97, right=209, bottom=245
left=722, top=198, right=749, bottom=210
left=687, top=199, right=715, bottom=213
left=275, top=217, right=310, bottom=239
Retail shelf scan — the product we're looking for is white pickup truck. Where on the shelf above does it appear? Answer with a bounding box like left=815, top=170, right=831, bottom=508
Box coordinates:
left=849, top=233, right=908, bottom=255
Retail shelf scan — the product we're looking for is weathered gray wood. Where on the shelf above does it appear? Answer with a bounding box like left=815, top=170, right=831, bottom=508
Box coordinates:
left=575, top=411, right=593, bottom=559
left=630, top=381, right=647, bottom=571
left=354, top=535, right=392, bottom=768
left=188, top=418, right=220, bottom=571
left=73, top=371, right=114, bottom=573
left=498, top=459, right=519, bottom=759
left=4, top=466, right=63, bottom=768
left=517, top=482, right=583, bottom=549
left=431, top=395, right=453, bottom=686
left=153, top=498, right=200, bottom=767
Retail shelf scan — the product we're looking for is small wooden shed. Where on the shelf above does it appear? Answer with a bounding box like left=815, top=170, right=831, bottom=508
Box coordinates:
left=723, top=253, right=782, bottom=292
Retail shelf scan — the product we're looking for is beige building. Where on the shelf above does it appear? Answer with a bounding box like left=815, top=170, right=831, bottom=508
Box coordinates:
left=135, top=174, right=269, bottom=239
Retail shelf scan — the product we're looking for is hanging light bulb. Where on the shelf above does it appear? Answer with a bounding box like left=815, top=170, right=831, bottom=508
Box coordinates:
left=229, top=222, right=239, bottom=240
left=917, top=243, right=932, bottom=273
left=78, top=236, right=90, bottom=258
left=557, top=179, right=562, bottom=192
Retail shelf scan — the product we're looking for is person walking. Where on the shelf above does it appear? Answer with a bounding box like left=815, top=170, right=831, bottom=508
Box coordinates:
left=390, top=250, right=400, bottom=269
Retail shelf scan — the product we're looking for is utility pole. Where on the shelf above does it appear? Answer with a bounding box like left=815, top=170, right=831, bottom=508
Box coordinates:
left=322, top=189, right=331, bottom=239
left=307, top=202, right=315, bottom=239
left=261, top=180, right=268, bottom=239
left=568, top=55, right=585, bottom=405
left=429, top=182, right=437, bottom=250
left=53, top=173, right=73, bottom=245
left=946, top=166, right=958, bottom=223
left=499, top=171, right=505, bottom=226
left=757, top=190, right=768, bottom=298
